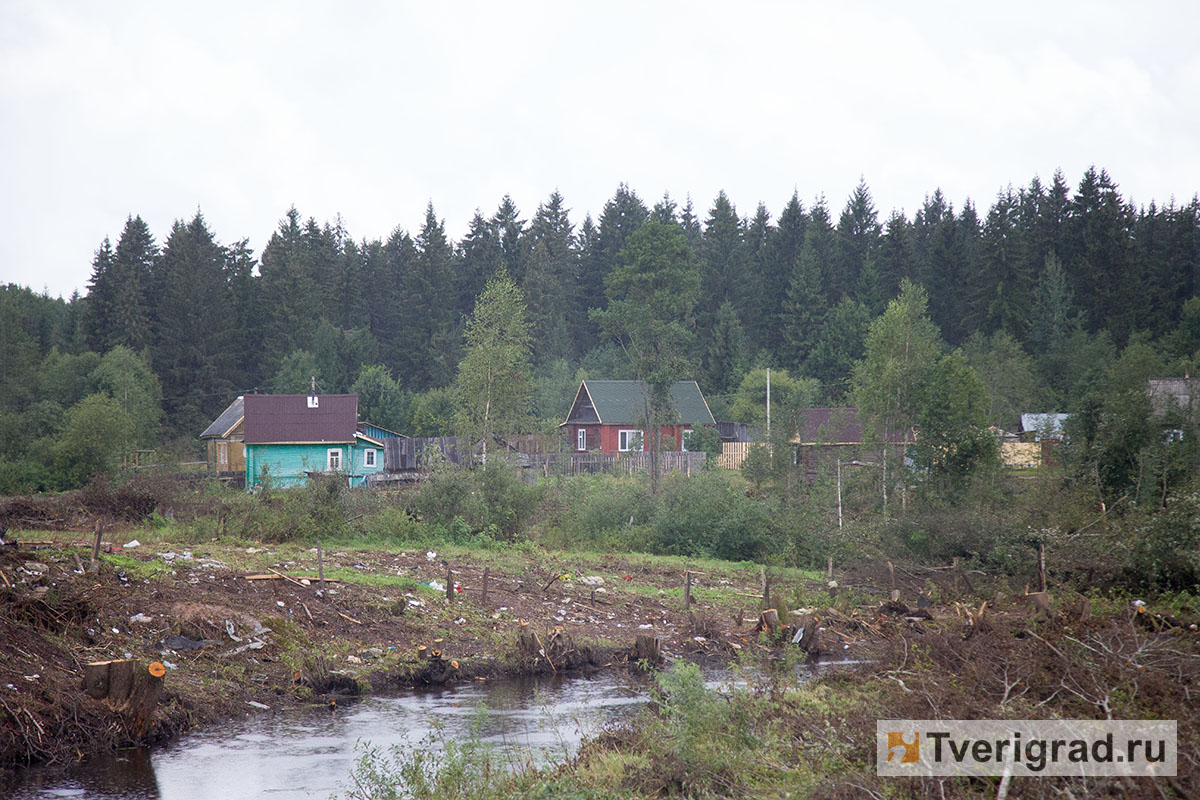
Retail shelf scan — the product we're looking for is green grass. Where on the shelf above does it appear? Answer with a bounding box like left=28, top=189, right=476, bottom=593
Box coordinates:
left=99, top=552, right=174, bottom=579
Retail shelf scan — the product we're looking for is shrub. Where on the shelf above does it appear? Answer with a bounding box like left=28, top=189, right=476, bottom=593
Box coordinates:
left=650, top=471, right=777, bottom=562
left=1128, top=492, right=1200, bottom=589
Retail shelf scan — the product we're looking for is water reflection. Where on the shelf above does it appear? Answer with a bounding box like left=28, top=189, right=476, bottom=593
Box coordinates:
left=4, top=673, right=645, bottom=800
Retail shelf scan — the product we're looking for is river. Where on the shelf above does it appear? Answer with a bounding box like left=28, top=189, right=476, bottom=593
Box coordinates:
left=3, top=673, right=648, bottom=800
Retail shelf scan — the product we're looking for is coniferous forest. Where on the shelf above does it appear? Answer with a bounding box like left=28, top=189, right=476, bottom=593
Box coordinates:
left=2, top=167, right=1199, bottom=493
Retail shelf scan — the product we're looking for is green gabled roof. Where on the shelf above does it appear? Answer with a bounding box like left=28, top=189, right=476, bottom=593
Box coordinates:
left=564, top=380, right=715, bottom=426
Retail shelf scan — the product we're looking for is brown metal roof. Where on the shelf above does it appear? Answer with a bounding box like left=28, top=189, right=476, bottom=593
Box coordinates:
left=243, top=394, right=358, bottom=444
left=793, top=408, right=915, bottom=445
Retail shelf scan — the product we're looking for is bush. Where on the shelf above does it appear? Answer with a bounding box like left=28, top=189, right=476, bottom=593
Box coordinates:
left=650, top=471, right=776, bottom=562
left=414, top=460, right=543, bottom=542
left=553, top=475, right=656, bottom=549
left=1128, top=492, right=1200, bottom=589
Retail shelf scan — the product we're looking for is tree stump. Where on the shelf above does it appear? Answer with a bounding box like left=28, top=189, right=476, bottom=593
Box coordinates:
left=759, top=608, right=780, bottom=632
left=81, top=659, right=164, bottom=734
left=634, top=634, right=662, bottom=664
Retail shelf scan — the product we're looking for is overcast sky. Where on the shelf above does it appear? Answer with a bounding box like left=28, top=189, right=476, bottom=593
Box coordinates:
left=3, top=1, right=1199, bottom=298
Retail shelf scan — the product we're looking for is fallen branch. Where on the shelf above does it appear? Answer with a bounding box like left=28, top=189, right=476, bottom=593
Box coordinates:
left=267, top=568, right=309, bottom=589
left=336, top=610, right=362, bottom=625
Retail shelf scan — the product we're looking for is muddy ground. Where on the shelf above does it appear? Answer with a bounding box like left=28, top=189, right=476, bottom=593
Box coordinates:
left=2, top=527, right=1197, bottom=786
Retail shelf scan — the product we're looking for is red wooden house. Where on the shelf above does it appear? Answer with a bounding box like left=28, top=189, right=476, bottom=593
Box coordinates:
left=560, top=380, right=716, bottom=453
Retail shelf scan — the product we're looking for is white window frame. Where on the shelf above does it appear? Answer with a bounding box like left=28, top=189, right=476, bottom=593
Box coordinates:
left=364, top=448, right=377, bottom=468
left=576, top=428, right=587, bottom=451
left=327, top=448, right=343, bottom=472
left=680, top=428, right=692, bottom=452
left=618, top=429, right=644, bottom=452
left=216, top=441, right=228, bottom=466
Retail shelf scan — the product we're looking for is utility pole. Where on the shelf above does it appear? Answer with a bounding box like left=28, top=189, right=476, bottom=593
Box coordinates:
left=765, top=368, right=771, bottom=439
left=837, top=458, right=843, bottom=529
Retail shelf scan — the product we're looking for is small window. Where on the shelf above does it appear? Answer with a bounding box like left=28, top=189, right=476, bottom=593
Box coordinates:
left=365, top=449, right=377, bottom=467
left=327, top=448, right=342, bottom=471
left=307, top=396, right=319, bottom=409
left=680, top=429, right=692, bottom=452
left=618, top=429, right=644, bottom=452
left=217, top=441, right=228, bottom=466
left=577, top=428, right=587, bottom=451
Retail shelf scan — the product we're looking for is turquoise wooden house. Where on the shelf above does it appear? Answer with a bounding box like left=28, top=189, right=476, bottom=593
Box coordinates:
left=240, top=394, right=386, bottom=489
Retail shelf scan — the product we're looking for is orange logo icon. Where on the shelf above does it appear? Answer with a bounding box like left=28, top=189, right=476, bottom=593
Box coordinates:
left=887, top=731, right=920, bottom=763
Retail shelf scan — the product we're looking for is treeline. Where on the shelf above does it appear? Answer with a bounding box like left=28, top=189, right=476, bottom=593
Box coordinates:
left=2, top=167, right=1199, bottom=488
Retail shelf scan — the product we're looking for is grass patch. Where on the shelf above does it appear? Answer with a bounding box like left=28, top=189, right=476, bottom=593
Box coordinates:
left=98, top=552, right=174, bottom=579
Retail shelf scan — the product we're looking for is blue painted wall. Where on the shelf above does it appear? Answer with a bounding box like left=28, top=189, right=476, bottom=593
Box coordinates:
left=245, top=438, right=384, bottom=489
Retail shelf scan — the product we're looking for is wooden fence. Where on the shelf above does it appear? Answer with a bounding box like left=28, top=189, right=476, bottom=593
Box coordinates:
left=718, top=442, right=756, bottom=470
left=524, top=451, right=707, bottom=477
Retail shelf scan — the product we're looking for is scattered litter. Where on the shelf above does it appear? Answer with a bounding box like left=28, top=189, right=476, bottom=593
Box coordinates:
left=276, top=601, right=286, bottom=607
left=23, top=562, right=48, bottom=574
left=300, top=579, right=311, bottom=586
left=426, top=550, right=437, bottom=561
left=23, top=674, right=39, bottom=681
left=408, top=598, right=425, bottom=607
left=162, top=661, right=178, bottom=670
left=224, top=641, right=266, bottom=656
left=246, top=547, right=260, bottom=554
left=791, top=627, right=805, bottom=644
left=554, top=616, right=564, bottom=622
left=111, top=627, right=121, bottom=634
left=129, top=613, right=153, bottom=625
left=638, top=624, right=652, bottom=629
left=454, top=617, right=466, bottom=625
left=247, top=701, right=271, bottom=710
left=579, top=575, right=605, bottom=586
left=226, top=620, right=242, bottom=641
left=693, top=636, right=707, bottom=643
left=498, top=606, right=508, bottom=611
left=426, top=579, right=446, bottom=593
left=346, top=655, right=362, bottom=664
left=124, top=539, right=141, bottom=549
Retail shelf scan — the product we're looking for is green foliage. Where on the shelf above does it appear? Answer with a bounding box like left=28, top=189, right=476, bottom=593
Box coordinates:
left=453, top=268, right=534, bottom=450
left=410, top=388, right=456, bottom=436
left=53, top=394, right=135, bottom=486
left=272, top=350, right=321, bottom=394
left=1065, top=335, right=1192, bottom=502
left=962, top=330, right=1048, bottom=431
left=913, top=349, right=1000, bottom=494
left=593, top=221, right=701, bottom=491
left=649, top=471, right=775, bottom=561
left=352, top=364, right=410, bottom=432
left=554, top=476, right=655, bottom=547
left=1129, top=492, right=1200, bottom=589
left=242, top=475, right=371, bottom=543
left=852, top=279, right=943, bottom=439
left=682, top=425, right=722, bottom=462
left=728, top=368, right=819, bottom=428
left=414, top=460, right=542, bottom=542
left=92, top=345, right=162, bottom=447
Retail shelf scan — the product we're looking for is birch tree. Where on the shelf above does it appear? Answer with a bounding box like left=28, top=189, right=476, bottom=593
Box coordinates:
left=454, top=268, right=533, bottom=464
